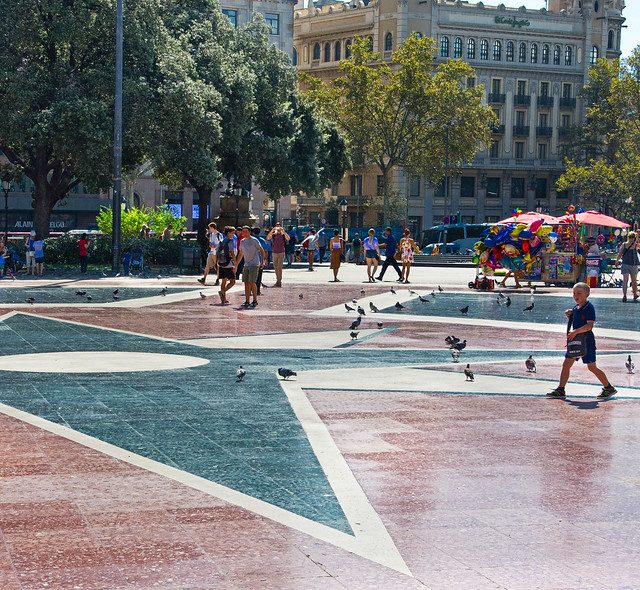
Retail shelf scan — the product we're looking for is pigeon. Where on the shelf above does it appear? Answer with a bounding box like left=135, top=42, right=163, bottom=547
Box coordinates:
left=377, top=322, right=384, bottom=329
left=408, top=289, right=418, bottom=295
left=505, top=296, right=512, bottom=307
left=199, top=291, right=206, bottom=299
left=369, top=302, right=380, bottom=312
left=352, top=299, right=358, bottom=304
left=438, top=285, right=444, bottom=292
left=299, top=294, right=304, bottom=299
left=160, top=287, right=168, bottom=296
left=112, top=294, right=120, bottom=301
left=157, top=274, right=162, bottom=280
left=349, top=316, right=362, bottom=330
left=451, top=339, right=467, bottom=351
left=497, top=293, right=506, bottom=299
left=360, top=288, right=366, bottom=295
left=523, top=302, right=534, bottom=312
left=496, top=297, right=502, bottom=306
left=357, top=306, right=366, bottom=316
left=390, top=287, right=396, bottom=295
left=464, top=364, right=474, bottom=381
left=75, top=291, right=86, bottom=296
left=278, top=367, right=297, bottom=380
left=86, top=295, right=92, bottom=301
left=525, top=355, right=536, bottom=373
left=450, top=349, right=461, bottom=363
left=460, top=305, right=469, bottom=315
left=445, top=335, right=460, bottom=346
left=236, top=366, right=246, bottom=383
left=25, top=297, right=35, bottom=305
left=430, top=291, right=436, bottom=298
left=530, top=286, right=537, bottom=295
left=350, top=331, right=359, bottom=340
left=418, top=295, right=429, bottom=303
left=626, top=355, right=635, bottom=374
left=113, top=289, right=119, bottom=296
left=395, top=301, right=404, bottom=309
left=345, top=303, right=355, bottom=312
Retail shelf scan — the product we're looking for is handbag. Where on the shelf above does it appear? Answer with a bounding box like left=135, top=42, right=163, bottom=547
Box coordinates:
left=565, top=316, right=587, bottom=358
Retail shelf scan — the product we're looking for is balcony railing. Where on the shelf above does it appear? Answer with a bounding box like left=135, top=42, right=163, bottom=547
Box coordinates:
left=537, top=95, right=554, bottom=107
left=536, top=126, right=553, bottom=137
left=491, top=124, right=505, bottom=134
left=513, top=125, right=530, bottom=136
left=560, top=97, right=576, bottom=108
left=488, top=92, right=506, bottom=104
left=514, top=94, right=531, bottom=106
left=558, top=126, right=572, bottom=137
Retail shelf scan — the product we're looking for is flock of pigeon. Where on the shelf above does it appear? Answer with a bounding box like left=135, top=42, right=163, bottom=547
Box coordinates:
left=22, top=287, right=171, bottom=305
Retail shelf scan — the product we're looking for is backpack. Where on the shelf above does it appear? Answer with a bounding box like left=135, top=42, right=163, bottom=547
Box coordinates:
left=217, top=238, right=232, bottom=267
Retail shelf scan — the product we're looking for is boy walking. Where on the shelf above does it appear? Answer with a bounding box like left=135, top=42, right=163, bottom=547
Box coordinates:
left=234, top=226, right=266, bottom=308
left=198, top=222, right=222, bottom=286
left=547, top=282, right=617, bottom=399
left=217, top=226, right=237, bottom=304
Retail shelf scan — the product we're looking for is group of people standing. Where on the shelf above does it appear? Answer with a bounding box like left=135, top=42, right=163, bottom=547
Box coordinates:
left=361, top=227, right=419, bottom=284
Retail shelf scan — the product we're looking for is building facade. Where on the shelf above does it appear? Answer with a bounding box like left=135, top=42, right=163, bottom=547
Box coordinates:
left=293, top=0, right=625, bottom=234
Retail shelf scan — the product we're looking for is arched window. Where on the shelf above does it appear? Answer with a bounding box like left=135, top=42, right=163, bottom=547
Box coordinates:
left=312, top=43, right=320, bottom=61
left=385, top=32, right=393, bottom=52
left=564, top=45, right=572, bottom=65
left=453, top=37, right=462, bottom=58
left=542, top=44, right=549, bottom=64
left=553, top=45, right=561, bottom=65
left=323, top=42, right=331, bottom=63
left=467, top=38, right=476, bottom=59
left=608, top=29, right=614, bottom=50
left=480, top=39, right=489, bottom=60
left=518, top=42, right=526, bottom=63
left=334, top=41, right=341, bottom=61
left=292, top=48, right=298, bottom=66
left=590, top=45, right=599, bottom=64
left=506, top=41, right=514, bottom=62
left=493, top=40, right=502, bottom=60
left=440, top=36, right=449, bottom=57
left=530, top=43, right=538, bottom=63
left=345, top=39, right=352, bottom=58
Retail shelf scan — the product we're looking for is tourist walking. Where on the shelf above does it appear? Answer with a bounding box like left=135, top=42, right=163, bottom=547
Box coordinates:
left=329, top=230, right=345, bottom=282
left=32, top=234, right=45, bottom=277
left=376, top=227, right=403, bottom=282
left=398, top=229, right=417, bottom=283
left=78, top=233, right=89, bottom=274
left=301, top=229, right=318, bottom=271
left=317, top=227, right=328, bottom=263
left=25, top=230, right=36, bottom=275
left=267, top=223, right=290, bottom=287
left=198, top=222, right=222, bottom=286
left=615, top=231, right=639, bottom=302
left=235, top=226, right=266, bottom=308
left=363, top=229, right=380, bottom=283
left=251, top=227, right=268, bottom=295
left=217, top=226, right=237, bottom=304
left=351, top=233, right=362, bottom=264
left=285, top=225, right=296, bottom=267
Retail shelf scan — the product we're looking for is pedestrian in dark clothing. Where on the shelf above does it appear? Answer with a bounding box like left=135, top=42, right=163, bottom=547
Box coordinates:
left=375, top=227, right=403, bottom=282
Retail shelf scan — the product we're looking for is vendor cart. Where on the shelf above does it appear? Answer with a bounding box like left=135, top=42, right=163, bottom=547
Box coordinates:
left=540, top=252, right=582, bottom=285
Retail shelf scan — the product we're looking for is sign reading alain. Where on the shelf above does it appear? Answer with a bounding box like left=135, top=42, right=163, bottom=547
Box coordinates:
left=495, top=15, right=531, bottom=28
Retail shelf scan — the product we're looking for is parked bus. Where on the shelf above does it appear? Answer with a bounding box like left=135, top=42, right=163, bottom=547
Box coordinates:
left=420, top=223, right=492, bottom=254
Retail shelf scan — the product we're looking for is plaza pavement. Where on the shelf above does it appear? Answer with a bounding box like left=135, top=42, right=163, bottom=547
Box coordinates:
left=0, top=261, right=639, bottom=589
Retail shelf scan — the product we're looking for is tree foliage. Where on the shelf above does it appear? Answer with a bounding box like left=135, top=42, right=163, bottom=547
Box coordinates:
left=305, top=35, right=494, bottom=224
left=96, top=204, right=186, bottom=239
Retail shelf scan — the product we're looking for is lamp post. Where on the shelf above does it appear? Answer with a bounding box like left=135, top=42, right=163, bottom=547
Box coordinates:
left=1, top=176, right=11, bottom=244
left=111, top=0, right=124, bottom=272
left=339, top=198, right=348, bottom=241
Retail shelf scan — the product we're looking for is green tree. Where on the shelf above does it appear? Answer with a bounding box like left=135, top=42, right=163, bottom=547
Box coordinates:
left=96, top=205, right=186, bottom=239
left=0, top=0, right=170, bottom=237
left=305, top=35, right=494, bottom=224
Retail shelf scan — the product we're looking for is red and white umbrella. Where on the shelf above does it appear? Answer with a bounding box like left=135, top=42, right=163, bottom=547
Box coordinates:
left=497, top=212, right=562, bottom=225
left=558, top=210, right=630, bottom=228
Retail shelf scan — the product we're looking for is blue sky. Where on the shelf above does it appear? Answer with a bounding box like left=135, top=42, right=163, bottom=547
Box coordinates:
left=505, top=0, right=638, bottom=59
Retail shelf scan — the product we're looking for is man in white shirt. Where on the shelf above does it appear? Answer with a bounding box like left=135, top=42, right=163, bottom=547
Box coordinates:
left=198, top=222, right=222, bottom=285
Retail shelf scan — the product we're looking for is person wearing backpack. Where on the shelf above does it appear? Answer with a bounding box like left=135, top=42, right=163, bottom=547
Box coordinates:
left=217, top=226, right=237, bottom=304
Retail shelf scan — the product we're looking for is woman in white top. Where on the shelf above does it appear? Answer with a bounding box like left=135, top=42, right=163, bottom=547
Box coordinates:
left=363, top=229, right=380, bottom=283
left=301, top=229, right=318, bottom=271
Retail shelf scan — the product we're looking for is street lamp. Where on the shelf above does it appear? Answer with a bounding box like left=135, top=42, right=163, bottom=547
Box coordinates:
left=1, top=175, right=11, bottom=244
left=339, top=198, right=348, bottom=241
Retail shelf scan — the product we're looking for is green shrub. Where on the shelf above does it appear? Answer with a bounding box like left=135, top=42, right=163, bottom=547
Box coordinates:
left=97, top=204, right=186, bottom=240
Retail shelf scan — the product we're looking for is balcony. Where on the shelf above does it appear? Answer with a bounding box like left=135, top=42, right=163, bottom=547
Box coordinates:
left=537, top=95, right=554, bottom=107
left=514, top=94, right=531, bottom=106
left=536, top=126, right=553, bottom=137
left=488, top=92, right=506, bottom=104
left=558, top=126, right=572, bottom=137
left=560, top=97, right=576, bottom=108
left=513, top=125, right=530, bottom=136
left=491, top=124, right=505, bottom=134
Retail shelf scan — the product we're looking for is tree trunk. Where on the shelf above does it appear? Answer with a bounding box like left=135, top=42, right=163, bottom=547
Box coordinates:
left=379, top=164, right=390, bottom=227
left=32, top=173, right=55, bottom=238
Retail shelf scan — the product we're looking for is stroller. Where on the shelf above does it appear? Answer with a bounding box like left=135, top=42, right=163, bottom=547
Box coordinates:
left=599, top=258, right=621, bottom=287
left=130, top=249, right=144, bottom=274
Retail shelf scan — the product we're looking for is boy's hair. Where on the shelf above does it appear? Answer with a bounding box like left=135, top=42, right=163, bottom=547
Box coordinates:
left=224, top=226, right=235, bottom=235
left=251, top=227, right=261, bottom=236
left=242, top=225, right=251, bottom=232
left=573, top=282, right=591, bottom=295
left=208, top=222, right=217, bottom=229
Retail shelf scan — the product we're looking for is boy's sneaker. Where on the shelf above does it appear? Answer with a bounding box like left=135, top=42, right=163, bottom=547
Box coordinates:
left=597, top=385, right=617, bottom=399
left=546, top=387, right=566, bottom=399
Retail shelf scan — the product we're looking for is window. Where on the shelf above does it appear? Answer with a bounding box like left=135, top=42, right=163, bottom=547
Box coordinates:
left=493, top=40, right=502, bottom=61
left=608, top=30, right=615, bottom=50
left=312, top=43, right=320, bottom=61
left=345, top=39, right=352, bottom=58
left=492, top=108, right=501, bottom=121
left=454, top=37, right=462, bottom=58
left=561, top=114, right=571, bottom=127
left=562, top=83, right=572, bottom=98
left=486, top=177, right=500, bottom=199
left=323, top=42, right=330, bottom=62
left=537, top=143, right=547, bottom=159
left=539, top=113, right=548, bottom=127
left=349, top=175, right=362, bottom=196
left=440, top=36, right=449, bottom=57
left=515, top=141, right=525, bottom=159
left=511, top=177, right=525, bottom=199
left=486, top=215, right=501, bottom=223
left=515, top=110, right=526, bottom=126
left=516, top=80, right=527, bottom=95
left=467, top=38, right=476, bottom=59
left=553, top=45, right=561, bottom=65
left=480, top=39, right=489, bottom=60
left=467, top=76, right=476, bottom=88
left=530, top=43, right=538, bottom=63
left=460, top=176, right=475, bottom=198
left=542, top=44, right=549, bottom=64
left=376, top=175, right=384, bottom=196
left=490, top=140, right=500, bottom=158
left=385, top=32, right=393, bottom=52
left=292, top=48, right=297, bottom=66
left=334, top=41, right=341, bottom=61
left=540, top=81, right=549, bottom=96
left=265, top=13, right=279, bottom=35
left=535, top=178, right=548, bottom=200
left=590, top=45, right=599, bottom=64
left=221, top=8, right=238, bottom=28
left=565, top=45, right=572, bottom=65
left=506, top=41, right=514, bottom=62
left=491, top=78, right=501, bottom=94
left=410, top=176, right=421, bottom=198
left=518, top=42, right=526, bottom=62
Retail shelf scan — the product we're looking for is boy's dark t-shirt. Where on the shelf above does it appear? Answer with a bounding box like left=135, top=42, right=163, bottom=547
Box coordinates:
left=572, top=301, right=596, bottom=347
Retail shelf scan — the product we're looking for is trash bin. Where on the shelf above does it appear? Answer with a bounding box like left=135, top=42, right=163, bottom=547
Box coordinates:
left=179, top=246, right=202, bottom=274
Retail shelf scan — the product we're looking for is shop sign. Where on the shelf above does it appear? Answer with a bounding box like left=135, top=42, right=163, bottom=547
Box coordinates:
left=495, top=15, right=530, bottom=28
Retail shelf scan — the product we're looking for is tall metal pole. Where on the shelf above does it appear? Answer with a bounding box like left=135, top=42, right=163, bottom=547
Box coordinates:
left=111, top=0, right=123, bottom=273
left=3, top=188, right=9, bottom=244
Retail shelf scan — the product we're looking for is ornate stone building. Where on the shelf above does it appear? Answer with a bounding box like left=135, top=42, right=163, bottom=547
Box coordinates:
left=294, top=0, right=625, bottom=234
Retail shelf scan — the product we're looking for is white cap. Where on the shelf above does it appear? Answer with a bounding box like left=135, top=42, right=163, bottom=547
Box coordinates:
left=30, top=230, right=36, bottom=236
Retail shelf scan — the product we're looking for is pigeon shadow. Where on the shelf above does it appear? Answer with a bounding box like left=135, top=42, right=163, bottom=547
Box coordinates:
left=564, top=398, right=600, bottom=410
